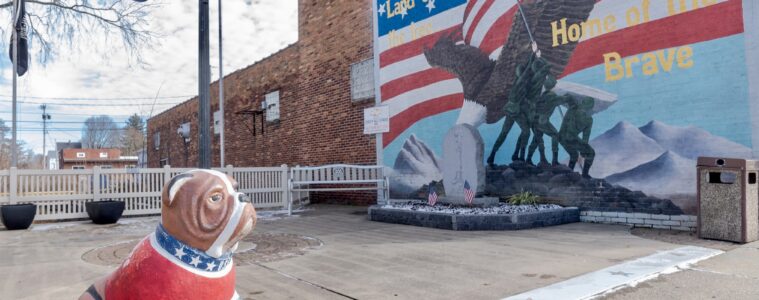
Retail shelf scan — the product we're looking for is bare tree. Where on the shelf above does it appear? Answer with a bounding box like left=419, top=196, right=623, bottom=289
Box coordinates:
left=120, top=114, right=145, bottom=155
left=0, top=0, right=160, bottom=64
left=0, top=119, right=11, bottom=169
left=18, top=149, right=43, bottom=169
left=81, top=115, right=121, bottom=149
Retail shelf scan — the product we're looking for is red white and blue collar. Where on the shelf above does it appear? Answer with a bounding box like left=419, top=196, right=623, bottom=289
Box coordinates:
left=153, top=224, right=234, bottom=274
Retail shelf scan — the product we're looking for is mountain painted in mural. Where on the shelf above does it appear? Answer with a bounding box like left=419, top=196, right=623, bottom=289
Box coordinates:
left=592, top=121, right=754, bottom=196
left=606, top=151, right=696, bottom=196
left=639, top=120, right=754, bottom=160
left=388, top=134, right=442, bottom=197
left=589, top=121, right=666, bottom=179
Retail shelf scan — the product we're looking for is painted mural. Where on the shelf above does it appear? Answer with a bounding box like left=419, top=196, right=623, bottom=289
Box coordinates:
left=375, top=0, right=757, bottom=214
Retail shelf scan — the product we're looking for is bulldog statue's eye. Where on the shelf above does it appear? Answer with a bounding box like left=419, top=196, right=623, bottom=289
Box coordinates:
left=210, top=194, right=223, bottom=202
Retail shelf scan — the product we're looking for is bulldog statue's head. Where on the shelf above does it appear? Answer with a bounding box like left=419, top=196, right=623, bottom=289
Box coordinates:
left=161, top=170, right=257, bottom=258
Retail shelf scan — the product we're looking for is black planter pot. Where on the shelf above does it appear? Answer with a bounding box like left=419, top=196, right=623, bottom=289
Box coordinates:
left=86, top=201, right=126, bottom=224
left=1, top=203, right=37, bottom=230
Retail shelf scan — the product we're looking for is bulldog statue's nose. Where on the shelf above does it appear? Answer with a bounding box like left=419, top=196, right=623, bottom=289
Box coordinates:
left=237, top=193, right=250, bottom=203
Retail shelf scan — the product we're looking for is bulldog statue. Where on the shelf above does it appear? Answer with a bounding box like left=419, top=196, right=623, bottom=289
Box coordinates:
left=80, top=170, right=257, bottom=300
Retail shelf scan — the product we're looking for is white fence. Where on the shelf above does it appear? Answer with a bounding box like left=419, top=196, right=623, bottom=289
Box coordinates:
left=0, top=165, right=292, bottom=221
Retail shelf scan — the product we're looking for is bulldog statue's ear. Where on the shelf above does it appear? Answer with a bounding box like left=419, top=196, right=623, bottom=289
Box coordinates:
left=165, top=173, right=194, bottom=206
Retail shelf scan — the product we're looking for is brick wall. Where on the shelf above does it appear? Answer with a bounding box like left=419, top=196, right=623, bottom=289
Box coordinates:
left=147, top=0, right=377, bottom=204
left=293, top=0, right=376, bottom=166
left=580, top=211, right=698, bottom=231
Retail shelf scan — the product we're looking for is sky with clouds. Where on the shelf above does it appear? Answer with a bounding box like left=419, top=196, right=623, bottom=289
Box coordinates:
left=0, top=0, right=298, bottom=155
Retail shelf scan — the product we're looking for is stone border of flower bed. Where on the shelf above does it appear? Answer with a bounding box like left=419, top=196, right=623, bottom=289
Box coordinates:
left=368, top=205, right=580, bottom=231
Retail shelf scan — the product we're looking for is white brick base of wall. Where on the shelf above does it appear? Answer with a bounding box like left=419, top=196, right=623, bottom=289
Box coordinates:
left=580, top=211, right=697, bottom=231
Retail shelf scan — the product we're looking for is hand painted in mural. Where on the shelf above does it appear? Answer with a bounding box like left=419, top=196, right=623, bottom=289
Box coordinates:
left=560, top=96, right=595, bottom=178
left=79, top=170, right=256, bottom=300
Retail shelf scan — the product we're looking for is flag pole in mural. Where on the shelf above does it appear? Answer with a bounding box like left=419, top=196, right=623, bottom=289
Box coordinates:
left=515, top=0, right=539, bottom=56
left=376, top=0, right=756, bottom=215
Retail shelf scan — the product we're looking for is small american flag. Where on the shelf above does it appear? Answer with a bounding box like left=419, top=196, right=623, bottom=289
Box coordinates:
left=464, top=180, right=475, bottom=205
left=428, top=184, right=438, bottom=206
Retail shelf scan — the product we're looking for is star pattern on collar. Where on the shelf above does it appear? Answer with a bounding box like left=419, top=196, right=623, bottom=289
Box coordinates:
left=174, top=247, right=186, bottom=259
left=190, top=256, right=202, bottom=267
left=205, top=261, right=217, bottom=271
left=155, top=224, right=233, bottom=273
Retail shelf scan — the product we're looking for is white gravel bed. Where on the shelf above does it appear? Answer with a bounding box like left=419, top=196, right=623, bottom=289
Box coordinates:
left=380, top=202, right=564, bottom=215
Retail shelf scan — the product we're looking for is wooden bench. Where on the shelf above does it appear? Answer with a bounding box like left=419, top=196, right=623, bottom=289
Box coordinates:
left=288, top=164, right=389, bottom=214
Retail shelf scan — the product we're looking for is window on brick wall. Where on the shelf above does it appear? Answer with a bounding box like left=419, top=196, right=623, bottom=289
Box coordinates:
left=154, top=133, right=161, bottom=150
left=265, top=90, right=280, bottom=122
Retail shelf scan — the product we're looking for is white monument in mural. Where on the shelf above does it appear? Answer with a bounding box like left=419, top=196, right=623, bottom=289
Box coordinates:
left=442, top=124, right=495, bottom=205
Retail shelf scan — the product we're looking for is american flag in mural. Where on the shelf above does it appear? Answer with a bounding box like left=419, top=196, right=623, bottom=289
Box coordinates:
left=376, top=0, right=744, bottom=148
left=464, top=180, right=474, bottom=205
left=428, top=184, right=438, bottom=206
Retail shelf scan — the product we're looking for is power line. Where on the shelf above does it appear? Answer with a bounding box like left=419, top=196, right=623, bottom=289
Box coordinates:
left=0, top=111, right=141, bottom=117
left=0, top=94, right=195, bottom=101
left=0, top=100, right=184, bottom=107
left=10, top=121, right=129, bottom=124
left=48, top=126, right=81, bottom=139
left=15, top=128, right=145, bottom=131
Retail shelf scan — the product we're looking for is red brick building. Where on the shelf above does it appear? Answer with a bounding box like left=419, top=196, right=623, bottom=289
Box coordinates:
left=147, top=0, right=377, bottom=204
left=59, top=149, right=138, bottom=170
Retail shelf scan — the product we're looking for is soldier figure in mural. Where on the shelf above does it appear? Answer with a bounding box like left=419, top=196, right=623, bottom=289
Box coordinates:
left=560, top=96, right=596, bottom=178
left=526, top=74, right=567, bottom=167
left=487, top=52, right=537, bottom=165
left=487, top=49, right=550, bottom=165
left=487, top=47, right=596, bottom=177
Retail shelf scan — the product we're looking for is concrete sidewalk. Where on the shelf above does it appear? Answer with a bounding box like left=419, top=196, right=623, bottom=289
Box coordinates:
left=603, top=241, right=759, bottom=300
left=0, top=205, right=704, bottom=299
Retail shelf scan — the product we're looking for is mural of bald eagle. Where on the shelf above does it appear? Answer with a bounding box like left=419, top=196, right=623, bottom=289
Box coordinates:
left=423, top=0, right=597, bottom=126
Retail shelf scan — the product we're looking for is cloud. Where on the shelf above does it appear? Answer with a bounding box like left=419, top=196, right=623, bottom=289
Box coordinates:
left=0, top=0, right=298, bottom=154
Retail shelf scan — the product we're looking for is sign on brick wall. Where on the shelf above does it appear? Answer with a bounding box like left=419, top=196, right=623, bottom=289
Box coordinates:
left=364, top=106, right=389, bottom=134
left=351, top=59, right=375, bottom=101
left=213, top=110, right=222, bottom=135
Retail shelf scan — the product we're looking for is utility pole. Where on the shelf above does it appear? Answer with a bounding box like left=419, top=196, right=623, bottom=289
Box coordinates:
left=11, top=0, right=18, bottom=168
left=40, top=105, right=50, bottom=169
left=198, top=0, right=212, bottom=169
left=218, top=0, right=225, bottom=168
